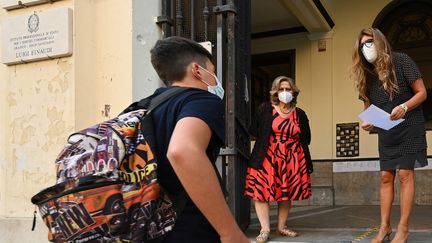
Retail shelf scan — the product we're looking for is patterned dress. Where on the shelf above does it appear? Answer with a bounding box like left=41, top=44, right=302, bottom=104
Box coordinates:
left=244, top=108, right=312, bottom=202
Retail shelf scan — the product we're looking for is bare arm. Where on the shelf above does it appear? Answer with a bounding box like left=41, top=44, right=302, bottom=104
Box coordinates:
left=390, top=78, right=427, bottom=120
left=167, top=117, right=249, bottom=243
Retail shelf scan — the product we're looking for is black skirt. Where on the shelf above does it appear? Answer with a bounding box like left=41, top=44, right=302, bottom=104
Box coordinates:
left=378, top=124, right=428, bottom=170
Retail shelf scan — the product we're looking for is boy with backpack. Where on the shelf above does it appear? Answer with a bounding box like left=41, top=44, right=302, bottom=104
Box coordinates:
left=31, top=36, right=249, bottom=243
left=149, top=36, right=249, bottom=243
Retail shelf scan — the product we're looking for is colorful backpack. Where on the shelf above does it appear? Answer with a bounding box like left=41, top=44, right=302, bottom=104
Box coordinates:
left=31, top=87, right=188, bottom=243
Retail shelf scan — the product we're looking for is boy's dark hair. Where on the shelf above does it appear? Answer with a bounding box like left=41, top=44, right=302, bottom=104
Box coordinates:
left=150, top=36, right=214, bottom=85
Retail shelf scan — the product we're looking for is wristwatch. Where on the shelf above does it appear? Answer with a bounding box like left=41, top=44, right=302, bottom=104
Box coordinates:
left=399, top=103, right=408, bottom=113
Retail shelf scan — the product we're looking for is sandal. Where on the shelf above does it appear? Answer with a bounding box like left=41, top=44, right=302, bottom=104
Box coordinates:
left=276, top=226, right=298, bottom=237
left=256, top=230, right=270, bottom=243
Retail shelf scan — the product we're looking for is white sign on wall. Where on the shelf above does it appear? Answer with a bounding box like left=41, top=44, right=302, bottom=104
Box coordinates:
left=1, top=7, right=73, bottom=65
left=1, top=0, right=62, bottom=10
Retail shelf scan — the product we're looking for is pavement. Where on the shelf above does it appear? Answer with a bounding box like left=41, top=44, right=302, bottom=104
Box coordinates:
left=245, top=205, right=432, bottom=243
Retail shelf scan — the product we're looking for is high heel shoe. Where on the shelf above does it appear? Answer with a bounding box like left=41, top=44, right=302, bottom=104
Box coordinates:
left=390, top=231, right=409, bottom=243
left=371, top=227, right=392, bottom=243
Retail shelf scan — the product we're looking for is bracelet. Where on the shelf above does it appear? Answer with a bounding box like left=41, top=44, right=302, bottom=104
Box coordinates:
left=399, top=103, right=408, bottom=113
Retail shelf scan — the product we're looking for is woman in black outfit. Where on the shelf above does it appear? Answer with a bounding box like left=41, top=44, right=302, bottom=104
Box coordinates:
left=351, top=28, right=428, bottom=243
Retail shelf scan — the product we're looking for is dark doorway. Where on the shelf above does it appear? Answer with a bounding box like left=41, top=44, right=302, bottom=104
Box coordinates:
left=251, top=50, right=296, bottom=115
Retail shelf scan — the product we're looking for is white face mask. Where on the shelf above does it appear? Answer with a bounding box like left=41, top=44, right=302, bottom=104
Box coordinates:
left=278, top=91, right=293, bottom=104
left=361, top=42, right=377, bottom=63
left=199, top=66, right=225, bottom=99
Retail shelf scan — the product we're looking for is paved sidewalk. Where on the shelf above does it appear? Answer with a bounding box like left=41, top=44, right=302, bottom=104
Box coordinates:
left=245, top=205, right=432, bottom=243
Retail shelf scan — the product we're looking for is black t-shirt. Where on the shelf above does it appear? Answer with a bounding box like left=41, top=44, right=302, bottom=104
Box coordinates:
left=151, top=86, right=224, bottom=243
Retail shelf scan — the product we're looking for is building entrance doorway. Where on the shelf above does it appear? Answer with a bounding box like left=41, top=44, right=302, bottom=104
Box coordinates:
left=251, top=50, right=296, bottom=116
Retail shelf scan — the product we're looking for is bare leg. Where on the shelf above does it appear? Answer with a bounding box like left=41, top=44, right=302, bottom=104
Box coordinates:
left=373, top=170, right=395, bottom=242
left=277, top=200, right=291, bottom=230
left=276, top=200, right=298, bottom=237
left=255, top=200, right=270, bottom=232
left=391, top=169, right=414, bottom=243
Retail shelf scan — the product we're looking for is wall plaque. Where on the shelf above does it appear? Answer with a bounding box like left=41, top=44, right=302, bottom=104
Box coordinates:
left=336, top=122, right=359, bottom=157
left=1, top=0, right=62, bottom=10
left=1, top=7, right=72, bottom=65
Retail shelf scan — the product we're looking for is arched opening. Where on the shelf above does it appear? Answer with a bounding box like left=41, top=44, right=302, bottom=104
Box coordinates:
left=373, top=0, right=432, bottom=129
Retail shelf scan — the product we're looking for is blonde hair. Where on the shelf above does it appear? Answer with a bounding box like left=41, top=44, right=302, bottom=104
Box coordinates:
left=351, top=28, right=398, bottom=102
left=269, top=76, right=300, bottom=105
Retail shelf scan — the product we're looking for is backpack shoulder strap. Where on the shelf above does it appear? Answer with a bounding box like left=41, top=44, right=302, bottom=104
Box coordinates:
left=120, top=86, right=190, bottom=115
left=146, top=86, right=190, bottom=112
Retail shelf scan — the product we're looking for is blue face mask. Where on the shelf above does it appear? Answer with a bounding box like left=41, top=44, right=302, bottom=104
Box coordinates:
left=199, top=66, right=225, bottom=99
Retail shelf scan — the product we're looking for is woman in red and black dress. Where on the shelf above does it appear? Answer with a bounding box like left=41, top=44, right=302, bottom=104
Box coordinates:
left=245, top=76, right=313, bottom=243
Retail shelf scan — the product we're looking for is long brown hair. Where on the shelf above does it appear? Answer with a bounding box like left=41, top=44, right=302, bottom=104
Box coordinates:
left=351, top=28, right=398, bottom=102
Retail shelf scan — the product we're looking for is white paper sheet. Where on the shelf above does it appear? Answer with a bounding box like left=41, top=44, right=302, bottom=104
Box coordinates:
left=358, top=105, right=404, bottom=130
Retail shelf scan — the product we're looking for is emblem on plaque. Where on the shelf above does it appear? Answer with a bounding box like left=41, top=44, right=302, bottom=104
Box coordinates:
left=28, top=12, right=40, bottom=33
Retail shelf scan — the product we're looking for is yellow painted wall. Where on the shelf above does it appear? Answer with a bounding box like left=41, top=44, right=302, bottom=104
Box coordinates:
left=308, top=34, right=334, bottom=159
left=0, top=1, right=141, bottom=241
left=0, top=0, right=133, bottom=222
left=0, top=0, right=75, bottom=219
left=0, top=30, right=6, bottom=217
left=74, top=0, right=133, bottom=130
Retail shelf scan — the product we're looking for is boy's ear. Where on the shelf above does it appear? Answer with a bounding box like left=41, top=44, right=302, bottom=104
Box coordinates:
left=192, top=62, right=200, bottom=72
left=190, top=63, right=201, bottom=77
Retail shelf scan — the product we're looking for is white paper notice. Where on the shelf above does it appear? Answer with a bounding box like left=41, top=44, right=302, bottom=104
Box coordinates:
left=358, top=105, right=404, bottom=130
